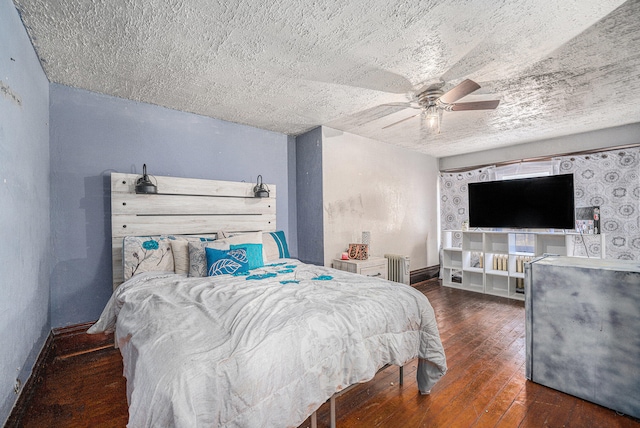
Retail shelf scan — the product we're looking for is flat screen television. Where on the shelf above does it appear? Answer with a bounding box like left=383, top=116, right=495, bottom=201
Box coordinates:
left=468, top=174, right=575, bottom=229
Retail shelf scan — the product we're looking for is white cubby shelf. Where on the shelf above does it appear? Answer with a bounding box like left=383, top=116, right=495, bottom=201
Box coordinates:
left=441, top=230, right=605, bottom=301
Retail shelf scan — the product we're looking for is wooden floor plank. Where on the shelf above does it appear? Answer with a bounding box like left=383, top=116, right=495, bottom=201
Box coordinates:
left=472, top=362, right=528, bottom=428
left=15, top=347, right=129, bottom=428
left=9, top=279, right=640, bottom=428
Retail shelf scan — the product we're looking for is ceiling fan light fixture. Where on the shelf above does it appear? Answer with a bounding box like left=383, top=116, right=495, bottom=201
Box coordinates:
left=424, top=105, right=442, bottom=134
left=382, top=79, right=500, bottom=135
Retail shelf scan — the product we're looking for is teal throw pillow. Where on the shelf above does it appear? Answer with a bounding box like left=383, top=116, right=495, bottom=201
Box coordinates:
left=230, top=243, right=264, bottom=270
left=205, top=247, right=249, bottom=276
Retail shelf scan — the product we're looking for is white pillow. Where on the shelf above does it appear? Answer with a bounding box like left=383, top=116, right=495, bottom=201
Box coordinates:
left=170, top=236, right=216, bottom=275
left=188, top=232, right=263, bottom=277
left=208, top=231, right=262, bottom=249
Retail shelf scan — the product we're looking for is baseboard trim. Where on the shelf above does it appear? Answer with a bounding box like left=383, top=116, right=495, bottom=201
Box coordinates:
left=4, top=332, right=54, bottom=428
left=52, top=321, right=114, bottom=359
left=5, top=322, right=113, bottom=427
left=410, top=265, right=440, bottom=284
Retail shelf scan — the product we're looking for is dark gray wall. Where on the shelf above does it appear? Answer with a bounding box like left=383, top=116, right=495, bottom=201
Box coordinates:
left=0, top=0, right=51, bottom=424
left=287, top=135, right=298, bottom=256
left=295, top=127, right=324, bottom=265
left=49, top=84, right=293, bottom=328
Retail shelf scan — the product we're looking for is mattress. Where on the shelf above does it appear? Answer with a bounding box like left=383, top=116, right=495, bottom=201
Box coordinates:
left=89, top=259, right=446, bottom=427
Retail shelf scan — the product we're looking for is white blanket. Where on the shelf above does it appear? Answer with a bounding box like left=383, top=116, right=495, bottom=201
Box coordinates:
left=89, top=259, right=446, bottom=427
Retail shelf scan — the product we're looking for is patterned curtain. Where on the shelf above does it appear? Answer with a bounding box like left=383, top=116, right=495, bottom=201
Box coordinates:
left=439, top=166, right=496, bottom=248
left=558, top=148, right=639, bottom=260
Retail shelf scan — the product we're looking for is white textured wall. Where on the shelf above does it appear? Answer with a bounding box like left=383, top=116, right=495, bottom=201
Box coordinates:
left=321, top=127, right=439, bottom=270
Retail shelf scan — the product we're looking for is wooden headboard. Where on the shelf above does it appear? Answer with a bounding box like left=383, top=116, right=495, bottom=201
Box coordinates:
left=111, top=173, right=276, bottom=289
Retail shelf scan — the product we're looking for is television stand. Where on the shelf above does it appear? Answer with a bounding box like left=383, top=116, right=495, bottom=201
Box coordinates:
left=441, top=230, right=606, bottom=301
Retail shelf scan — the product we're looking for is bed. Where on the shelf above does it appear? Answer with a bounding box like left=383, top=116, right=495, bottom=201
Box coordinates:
left=89, top=172, right=447, bottom=427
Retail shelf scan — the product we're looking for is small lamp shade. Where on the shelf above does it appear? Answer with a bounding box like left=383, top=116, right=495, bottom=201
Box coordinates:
left=253, top=175, right=270, bottom=198
left=135, top=164, right=158, bottom=194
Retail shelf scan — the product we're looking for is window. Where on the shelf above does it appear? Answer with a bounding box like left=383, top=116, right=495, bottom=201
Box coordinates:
left=494, top=160, right=559, bottom=181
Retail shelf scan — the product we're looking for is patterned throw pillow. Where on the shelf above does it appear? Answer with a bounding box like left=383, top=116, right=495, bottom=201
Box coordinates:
left=170, top=236, right=216, bottom=275
left=188, top=241, right=211, bottom=277
left=123, top=236, right=174, bottom=280
left=262, top=231, right=290, bottom=262
left=205, top=247, right=249, bottom=276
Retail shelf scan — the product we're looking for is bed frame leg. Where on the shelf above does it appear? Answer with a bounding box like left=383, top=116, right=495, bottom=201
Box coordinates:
left=311, top=411, right=317, bottom=428
left=322, top=365, right=403, bottom=428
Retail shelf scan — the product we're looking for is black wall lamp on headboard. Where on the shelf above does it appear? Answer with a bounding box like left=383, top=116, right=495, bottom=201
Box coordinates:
left=253, top=175, right=270, bottom=198
left=135, top=164, right=158, bottom=194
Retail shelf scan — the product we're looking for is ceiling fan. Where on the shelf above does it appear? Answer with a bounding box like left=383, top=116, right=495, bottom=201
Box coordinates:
left=382, top=79, right=500, bottom=134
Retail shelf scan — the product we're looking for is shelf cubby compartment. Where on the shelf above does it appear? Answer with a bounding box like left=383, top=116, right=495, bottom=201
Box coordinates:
left=442, top=229, right=464, bottom=251
left=484, top=233, right=509, bottom=253
left=508, top=232, right=536, bottom=254
left=462, top=232, right=484, bottom=252
left=442, top=267, right=463, bottom=288
left=442, top=248, right=462, bottom=269
left=509, top=276, right=525, bottom=301
left=462, top=270, right=484, bottom=293
left=462, top=249, right=484, bottom=271
left=536, top=234, right=568, bottom=256
left=485, top=273, right=509, bottom=297
left=485, top=252, right=509, bottom=275
left=508, top=254, right=533, bottom=277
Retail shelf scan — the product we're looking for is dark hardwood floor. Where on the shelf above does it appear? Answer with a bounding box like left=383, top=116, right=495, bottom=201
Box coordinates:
left=7, top=279, right=640, bottom=427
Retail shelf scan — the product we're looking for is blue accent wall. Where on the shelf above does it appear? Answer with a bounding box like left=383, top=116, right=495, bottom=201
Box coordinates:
left=295, top=127, right=324, bottom=265
left=49, top=84, right=293, bottom=327
left=0, top=0, right=51, bottom=423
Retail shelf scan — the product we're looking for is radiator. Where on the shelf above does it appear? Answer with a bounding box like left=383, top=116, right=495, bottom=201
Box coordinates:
left=384, top=254, right=410, bottom=285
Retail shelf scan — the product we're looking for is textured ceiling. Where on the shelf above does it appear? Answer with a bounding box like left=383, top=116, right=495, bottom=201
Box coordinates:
left=12, top=0, right=640, bottom=157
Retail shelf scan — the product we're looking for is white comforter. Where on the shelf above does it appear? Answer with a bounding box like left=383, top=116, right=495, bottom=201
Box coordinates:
left=89, top=259, right=446, bottom=427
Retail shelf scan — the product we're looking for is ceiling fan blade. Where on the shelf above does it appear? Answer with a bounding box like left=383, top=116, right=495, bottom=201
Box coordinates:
left=381, top=111, right=421, bottom=129
left=438, top=79, right=481, bottom=104
left=449, top=100, right=500, bottom=111
left=326, top=103, right=412, bottom=129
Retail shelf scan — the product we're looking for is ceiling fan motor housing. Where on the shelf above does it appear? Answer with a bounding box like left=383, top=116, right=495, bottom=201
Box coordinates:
left=417, top=88, right=444, bottom=108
